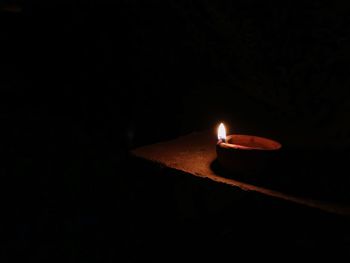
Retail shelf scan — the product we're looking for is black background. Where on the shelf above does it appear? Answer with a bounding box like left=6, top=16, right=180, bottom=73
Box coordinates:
left=2, top=1, right=350, bottom=261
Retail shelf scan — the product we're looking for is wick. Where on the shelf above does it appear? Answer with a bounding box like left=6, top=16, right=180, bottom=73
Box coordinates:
left=219, top=138, right=226, bottom=143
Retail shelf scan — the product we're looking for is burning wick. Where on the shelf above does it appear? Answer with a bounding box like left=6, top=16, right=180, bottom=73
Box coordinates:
left=218, top=123, right=226, bottom=143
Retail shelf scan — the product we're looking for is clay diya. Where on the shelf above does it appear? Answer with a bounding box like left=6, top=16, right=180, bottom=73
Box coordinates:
left=216, top=123, right=282, bottom=174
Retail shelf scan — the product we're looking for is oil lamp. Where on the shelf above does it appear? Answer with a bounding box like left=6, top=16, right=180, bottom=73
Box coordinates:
left=216, top=123, right=282, bottom=174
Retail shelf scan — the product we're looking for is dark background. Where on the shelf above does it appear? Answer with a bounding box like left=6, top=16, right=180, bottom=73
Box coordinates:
left=2, top=1, right=350, bottom=261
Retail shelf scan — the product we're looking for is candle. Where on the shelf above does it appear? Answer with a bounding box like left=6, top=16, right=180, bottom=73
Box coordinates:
left=216, top=123, right=281, bottom=174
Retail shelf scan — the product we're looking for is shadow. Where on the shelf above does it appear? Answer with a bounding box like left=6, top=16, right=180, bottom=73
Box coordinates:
left=210, top=148, right=350, bottom=206
left=210, top=158, right=265, bottom=186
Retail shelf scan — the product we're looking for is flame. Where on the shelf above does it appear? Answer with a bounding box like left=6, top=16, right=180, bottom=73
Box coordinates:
left=218, top=123, right=226, bottom=141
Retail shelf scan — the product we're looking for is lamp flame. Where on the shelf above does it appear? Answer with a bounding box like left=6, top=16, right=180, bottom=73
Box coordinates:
left=218, top=123, right=226, bottom=141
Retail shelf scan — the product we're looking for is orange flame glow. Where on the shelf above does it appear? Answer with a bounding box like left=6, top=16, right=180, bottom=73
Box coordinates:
left=218, top=123, right=226, bottom=141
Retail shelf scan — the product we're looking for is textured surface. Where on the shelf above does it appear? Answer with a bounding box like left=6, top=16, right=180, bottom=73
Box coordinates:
left=132, top=130, right=350, bottom=216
